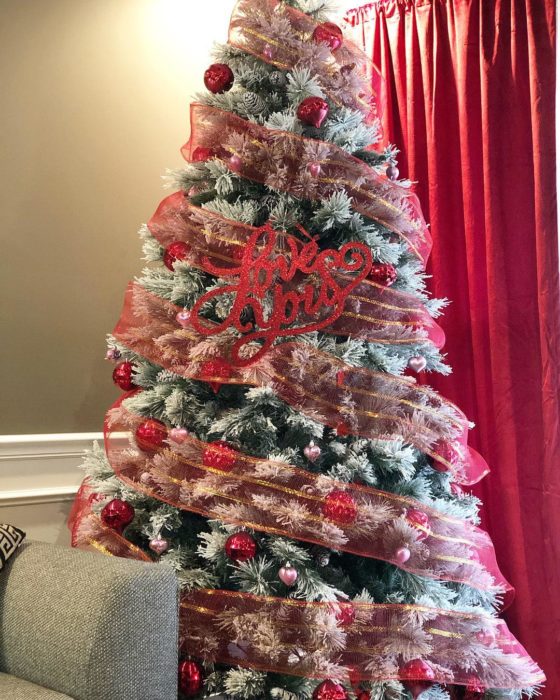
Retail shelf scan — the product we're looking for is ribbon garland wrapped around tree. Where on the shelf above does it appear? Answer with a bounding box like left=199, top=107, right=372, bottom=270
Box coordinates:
left=112, top=283, right=488, bottom=485
left=70, top=499, right=544, bottom=691
left=227, top=0, right=385, bottom=126
left=148, top=192, right=445, bottom=354
left=101, top=395, right=511, bottom=594
left=181, top=104, right=432, bottom=268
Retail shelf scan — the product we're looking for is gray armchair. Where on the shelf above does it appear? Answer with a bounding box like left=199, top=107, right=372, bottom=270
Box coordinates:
left=0, top=540, right=179, bottom=700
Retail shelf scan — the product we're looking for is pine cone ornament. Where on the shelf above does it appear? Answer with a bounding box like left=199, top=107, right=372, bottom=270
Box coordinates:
left=241, top=91, right=265, bottom=115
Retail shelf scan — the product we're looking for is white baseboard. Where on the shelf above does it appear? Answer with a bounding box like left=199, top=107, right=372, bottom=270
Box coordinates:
left=0, top=433, right=103, bottom=506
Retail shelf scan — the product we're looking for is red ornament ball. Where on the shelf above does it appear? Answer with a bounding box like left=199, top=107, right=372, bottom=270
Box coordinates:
left=202, top=440, right=238, bottom=472
left=431, top=439, right=458, bottom=473
left=356, top=692, right=371, bottom=700
left=368, top=263, right=397, bottom=286
left=334, top=602, right=355, bottom=626
left=225, top=531, right=257, bottom=563
left=401, top=659, right=435, bottom=681
left=135, top=419, right=168, bottom=453
left=406, top=508, right=431, bottom=541
left=312, top=680, right=349, bottom=700
left=312, top=22, right=344, bottom=51
left=322, top=489, right=358, bottom=525
left=401, top=659, right=435, bottom=699
left=112, top=361, right=137, bottom=391
left=199, top=358, right=233, bottom=393
left=204, top=63, right=234, bottom=93
left=192, top=146, right=215, bottom=162
left=101, top=498, right=135, bottom=533
left=335, top=421, right=350, bottom=436
left=465, top=676, right=486, bottom=694
left=178, top=659, right=204, bottom=697
left=163, top=241, right=190, bottom=270
left=297, top=96, right=329, bottom=128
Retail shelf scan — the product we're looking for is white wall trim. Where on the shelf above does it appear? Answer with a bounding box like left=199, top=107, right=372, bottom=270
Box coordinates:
left=0, top=432, right=102, bottom=506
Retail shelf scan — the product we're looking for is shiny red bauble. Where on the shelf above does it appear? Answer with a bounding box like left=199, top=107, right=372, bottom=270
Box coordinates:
left=199, top=358, right=233, bottom=393
left=297, top=96, right=330, bottom=128
left=431, top=439, right=458, bottom=473
left=335, top=421, right=350, bottom=436
left=334, top=602, right=355, bottom=626
left=163, top=241, right=190, bottom=270
left=312, top=22, right=344, bottom=51
left=202, top=440, right=237, bottom=472
left=465, top=676, right=486, bottom=694
left=204, top=63, right=234, bottom=93
left=401, top=659, right=435, bottom=699
left=192, top=146, right=215, bottom=162
left=225, top=531, right=257, bottom=563
left=112, top=361, right=137, bottom=391
left=368, top=263, right=397, bottom=286
left=178, top=659, right=204, bottom=697
left=321, top=489, right=358, bottom=525
left=406, top=508, right=431, bottom=541
left=135, top=419, right=168, bottom=453
left=312, top=680, right=349, bottom=700
left=100, top=498, right=135, bottom=533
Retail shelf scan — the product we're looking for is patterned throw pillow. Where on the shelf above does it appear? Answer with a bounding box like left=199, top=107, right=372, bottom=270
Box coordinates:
left=0, top=524, right=26, bottom=570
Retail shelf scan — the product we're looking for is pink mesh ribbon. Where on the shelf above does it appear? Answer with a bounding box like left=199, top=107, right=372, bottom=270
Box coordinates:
left=228, top=0, right=385, bottom=127
left=104, top=395, right=511, bottom=595
left=180, top=590, right=545, bottom=689
left=148, top=192, right=445, bottom=352
left=113, top=283, right=488, bottom=485
left=181, top=104, right=432, bottom=268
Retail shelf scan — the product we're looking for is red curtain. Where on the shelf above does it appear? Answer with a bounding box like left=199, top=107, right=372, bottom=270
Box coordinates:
left=345, top=0, right=560, bottom=695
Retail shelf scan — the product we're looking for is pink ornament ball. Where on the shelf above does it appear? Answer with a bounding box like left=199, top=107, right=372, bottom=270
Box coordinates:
left=149, top=537, right=169, bottom=555
left=303, top=441, right=321, bottom=462
left=176, top=309, right=191, bottom=327
left=278, top=563, right=298, bottom=586
left=168, top=427, right=189, bottom=444
left=307, top=161, right=322, bottom=177
left=395, top=546, right=411, bottom=564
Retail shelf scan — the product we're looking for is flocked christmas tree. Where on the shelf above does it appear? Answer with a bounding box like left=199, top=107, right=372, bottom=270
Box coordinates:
left=69, top=1, right=545, bottom=698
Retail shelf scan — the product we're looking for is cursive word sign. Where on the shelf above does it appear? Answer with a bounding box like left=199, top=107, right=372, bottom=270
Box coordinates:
left=190, top=223, right=372, bottom=365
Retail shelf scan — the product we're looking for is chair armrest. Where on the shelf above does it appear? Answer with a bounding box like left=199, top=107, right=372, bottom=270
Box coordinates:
left=0, top=540, right=178, bottom=700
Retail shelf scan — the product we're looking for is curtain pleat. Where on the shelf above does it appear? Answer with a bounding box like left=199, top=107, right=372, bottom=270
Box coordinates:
left=346, top=1, right=559, bottom=695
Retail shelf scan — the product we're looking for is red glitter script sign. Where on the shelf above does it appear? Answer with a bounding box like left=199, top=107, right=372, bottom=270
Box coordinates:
left=190, top=223, right=372, bottom=365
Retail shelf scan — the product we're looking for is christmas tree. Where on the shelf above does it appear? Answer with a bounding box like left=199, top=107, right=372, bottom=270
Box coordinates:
left=69, top=1, right=545, bottom=698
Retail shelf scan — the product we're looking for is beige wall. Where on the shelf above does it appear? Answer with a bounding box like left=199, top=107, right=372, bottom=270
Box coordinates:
left=0, top=0, right=235, bottom=434
left=0, top=0, right=355, bottom=435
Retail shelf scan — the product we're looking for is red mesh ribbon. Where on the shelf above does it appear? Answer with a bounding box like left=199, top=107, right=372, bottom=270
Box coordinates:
left=228, top=0, right=385, bottom=127
left=113, top=283, right=488, bottom=485
left=180, top=590, right=545, bottom=689
left=148, top=192, right=445, bottom=353
left=69, top=481, right=151, bottom=562
left=104, top=395, right=511, bottom=596
left=69, top=501, right=544, bottom=689
left=181, top=104, right=432, bottom=268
